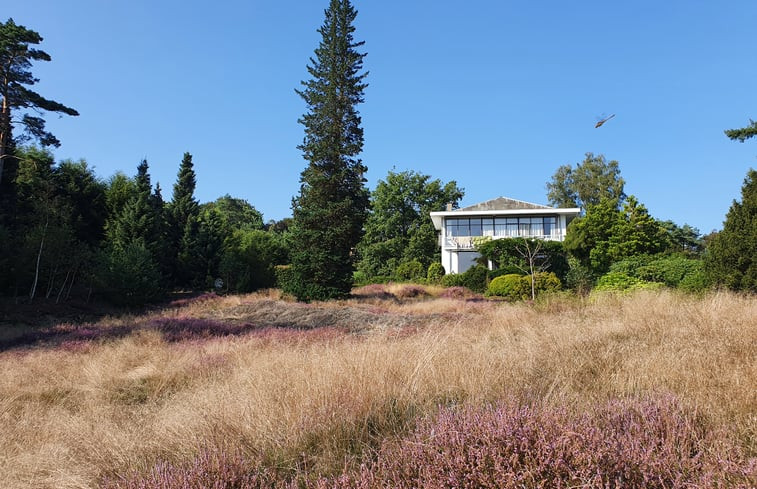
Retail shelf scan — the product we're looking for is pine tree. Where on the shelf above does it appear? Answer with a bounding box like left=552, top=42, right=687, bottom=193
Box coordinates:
left=705, top=169, right=757, bottom=291
left=1, top=19, right=78, bottom=190
left=288, top=0, right=370, bottom=301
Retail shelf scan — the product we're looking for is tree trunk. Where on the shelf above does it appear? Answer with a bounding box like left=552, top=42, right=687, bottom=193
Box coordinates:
left=29, top=222, right=47, bottom=302
left=56, top=270, right=70, bottom=304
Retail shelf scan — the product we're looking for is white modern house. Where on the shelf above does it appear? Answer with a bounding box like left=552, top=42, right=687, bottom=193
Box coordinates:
left=430, top=197, right=581, bottom=274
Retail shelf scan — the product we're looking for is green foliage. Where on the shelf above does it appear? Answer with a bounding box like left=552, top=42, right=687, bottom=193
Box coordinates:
left=426, top=262, right=445, bottom=284
left=220, top=229, right=288, bottom=292
left=1, top=147, right=104, bottom=300
left=705, top=168, right=757, bottom=291
left=565, top=196, right=669, bottom=275
left=594, top=272, right=662, bottom=293
left=288, top=0, right=370, bottom=301
left=476, top=238, right=569, bottom=282
left=564, top=256, right=594, bottom=294
left=487, top=272, right=561, bottom=300
left=0, top=18, right=79, bottom=190
left=546, top=153, right=625, bottom=209
left=658, top=220, right=703, bottom=255
left=203, top=194, right=264, bottom=232
left=168, top=152, right=201, bottom=287
left=358, top=169, right=463, bottom=278
left=441, top=265, right=488, bottom=294
left=487, top=274, right=527, bottom=300
left=98, top=242, right=164, bottom=306
left=274, top=265, right=295, bottom=292
left=724, top=119, right=757, bottom=142
left=395, top=259, right=425, bottom=281
left=530, top=272, right=562, bottom=295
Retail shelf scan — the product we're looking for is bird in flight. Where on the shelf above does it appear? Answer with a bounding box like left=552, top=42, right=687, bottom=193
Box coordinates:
left=595, top=114, right=616, bottom=128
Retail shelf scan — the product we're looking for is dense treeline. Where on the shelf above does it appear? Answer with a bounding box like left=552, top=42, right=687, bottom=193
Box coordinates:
left=0, top=147, right=291, bottom=305
left=1, top=13, right=755, bottom=308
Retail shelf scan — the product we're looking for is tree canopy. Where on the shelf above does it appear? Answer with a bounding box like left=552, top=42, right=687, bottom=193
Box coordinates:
left=0, top=18, right=78, bottom=189
left=358, top=170, right=463, bottom=278
left=546, top=153, right=625, bottom=210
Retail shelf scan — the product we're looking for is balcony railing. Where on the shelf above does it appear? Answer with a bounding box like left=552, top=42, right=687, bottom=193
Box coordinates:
left=443, top=233, right=563, bottom=250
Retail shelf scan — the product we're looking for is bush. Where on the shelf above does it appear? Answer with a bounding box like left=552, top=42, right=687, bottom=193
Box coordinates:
left=678, top=268, right=711, bottom=293
left=487, top=274, right=527, bottom=300
left=530, top=271, right=562, bottom=295
left=486, top=265, right=522, bottom=281
left=98, top=243, right=164, bottom=306
left=426, top=262, right=445, bottom=283
left=595, top=272, right=662, bottom=292
left=441, top=265, right=488, bottom=294
left=565, top=256, right=594, bottom=294
left=610, top=254, right=708, bottom=291
left=488, top=272, right=562, bottom=300
left=395, top=259, right=425, bottom=281
left=274, top=265, right=295, bottom=292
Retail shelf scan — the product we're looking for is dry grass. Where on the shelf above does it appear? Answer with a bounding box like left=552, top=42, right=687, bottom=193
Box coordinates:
left=0, top=289, right=755, bottom=488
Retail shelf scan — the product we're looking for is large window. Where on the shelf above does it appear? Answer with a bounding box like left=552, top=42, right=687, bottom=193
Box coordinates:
left=446, top=216, right=559, bottom=238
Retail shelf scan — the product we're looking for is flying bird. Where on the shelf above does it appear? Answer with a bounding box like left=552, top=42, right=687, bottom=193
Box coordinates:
left=595, top=114, right=616, bottom=128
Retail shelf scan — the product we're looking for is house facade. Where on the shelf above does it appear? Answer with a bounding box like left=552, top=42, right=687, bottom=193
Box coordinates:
left=430, top=197, right=581, bottom=274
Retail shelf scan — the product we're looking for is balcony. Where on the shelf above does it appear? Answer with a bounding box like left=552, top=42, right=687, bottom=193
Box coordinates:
left=443, top=232, right=563, bottom=250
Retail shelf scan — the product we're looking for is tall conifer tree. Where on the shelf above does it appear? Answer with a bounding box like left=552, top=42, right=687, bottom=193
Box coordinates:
left=169, top=152, right=200, bottom=286
left=289, top=0, right=369, bottom=301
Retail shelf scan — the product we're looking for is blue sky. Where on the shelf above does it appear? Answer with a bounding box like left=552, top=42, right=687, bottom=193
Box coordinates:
left=7, top=0, right=757, bottom=233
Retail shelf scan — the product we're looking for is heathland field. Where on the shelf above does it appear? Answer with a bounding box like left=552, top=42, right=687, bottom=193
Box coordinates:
left=1, top=286, right=755, bottom=488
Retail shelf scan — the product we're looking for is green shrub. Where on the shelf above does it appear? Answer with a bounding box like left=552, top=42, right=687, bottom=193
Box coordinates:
left=441, top=265, right=488, bottom=294
left=594, top=272, right=663, bottom=292
left=487, top=265, right=522, bottom=281
left=487, top=274, right=528, bottom=300
left=396, top=259, right=425, bottom=281
left=530, top=272, right=562, bottom=295
left=274, top=265, right=295, bottom=292
left=565, top=256, right=594, bottom=294
left=98, top=243, right=164, bottom=306
left=610, top=254, right=707, bottom=291
left=637, top=255, right=704, bottom=288
left=608, top=255, right=653, bottom=276
left=427, top=262, right=445, bottom=283
left=678, top=268, right=711, bottom=293
left=441, top=273, right=465, bottom=288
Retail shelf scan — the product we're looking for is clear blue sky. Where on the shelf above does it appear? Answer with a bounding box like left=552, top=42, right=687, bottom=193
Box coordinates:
left=7, top=0, right=757, bottom=233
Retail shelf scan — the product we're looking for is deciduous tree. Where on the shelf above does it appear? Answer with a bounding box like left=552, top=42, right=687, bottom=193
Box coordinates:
left=546, top=153, right=625, bottom=210
left=358, top=170, right=463, bottom=277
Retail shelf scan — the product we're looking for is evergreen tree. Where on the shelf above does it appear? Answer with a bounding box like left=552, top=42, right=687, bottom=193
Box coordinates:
left=724, top=119, right=757, bottom=142
left=108, top=160, right=159, bottom=253
left=705, top=169, right=757, bottom=291
left=168, top=152, right=200, bottom=286
left=0, top=18, right=78, bottom=190
left=288, top=0, right=369, bottom=301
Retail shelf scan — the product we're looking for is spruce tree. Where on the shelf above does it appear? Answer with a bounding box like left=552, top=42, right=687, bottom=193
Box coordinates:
left=168, top=152, right=200, bottom=286
left=705, top=169, right=757, bottom=291
left=288, top=0, right=370, bottom=301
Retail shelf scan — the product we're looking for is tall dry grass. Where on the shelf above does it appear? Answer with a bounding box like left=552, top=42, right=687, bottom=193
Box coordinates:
left=0, top=289, right=754, bottom=488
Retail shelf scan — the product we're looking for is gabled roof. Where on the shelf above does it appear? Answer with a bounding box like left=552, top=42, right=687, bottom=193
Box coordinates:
left=458, top=196, right=553, bottom=212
